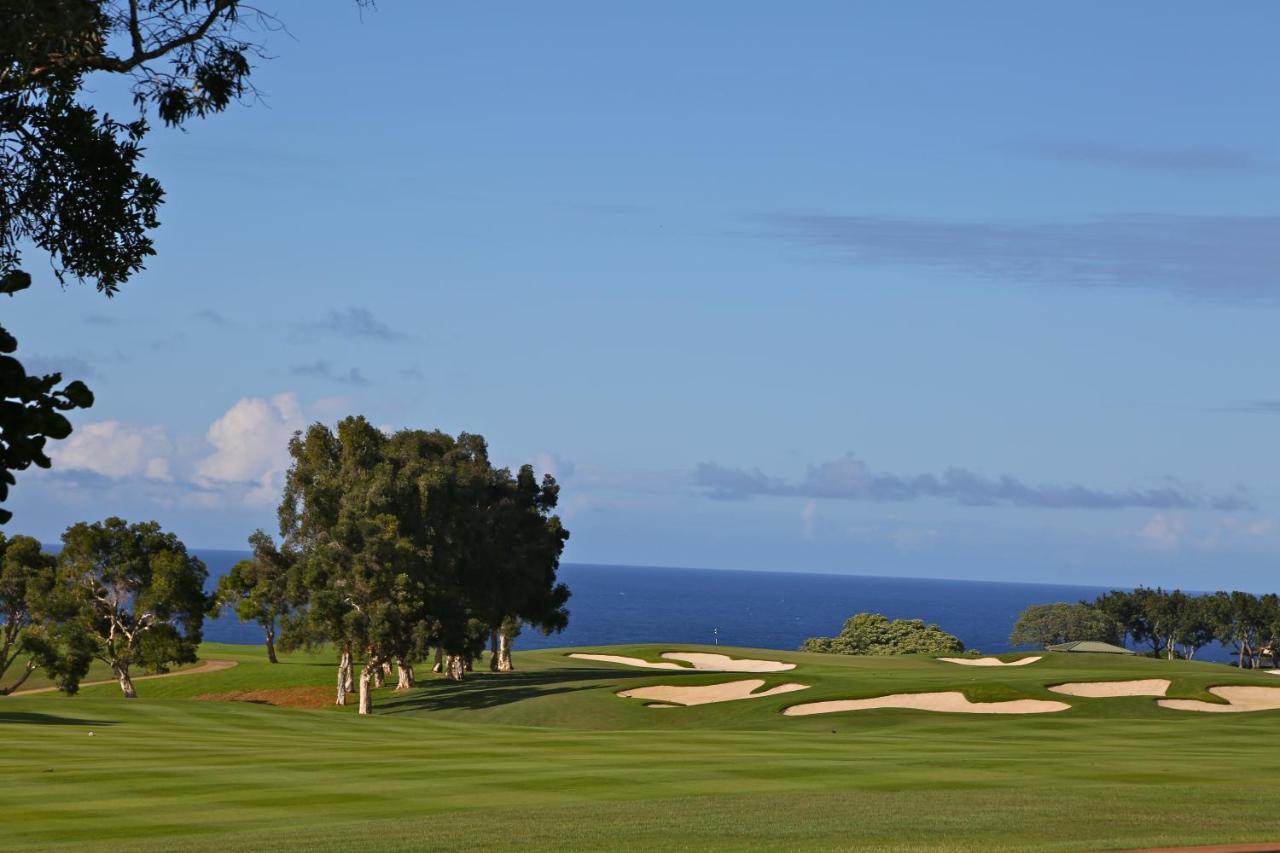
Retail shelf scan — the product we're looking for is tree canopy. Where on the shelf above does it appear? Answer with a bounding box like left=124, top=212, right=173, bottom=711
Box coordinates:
left=801, top=612, right=964, bottom=656
left=0, top=1, right=359, bottom=520
left=1009, top=602, right=1121, bottom=649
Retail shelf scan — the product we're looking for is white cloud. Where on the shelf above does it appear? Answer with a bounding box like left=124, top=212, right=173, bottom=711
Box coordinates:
left=54, top=421, right=173, bottom=481
left=195, top=393, right=306, bottom=505
left=1136, top=513, right=1188, bottom=551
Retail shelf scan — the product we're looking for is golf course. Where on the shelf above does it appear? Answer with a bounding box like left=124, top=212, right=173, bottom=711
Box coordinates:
left=6, top=643, right=1280, bottom=851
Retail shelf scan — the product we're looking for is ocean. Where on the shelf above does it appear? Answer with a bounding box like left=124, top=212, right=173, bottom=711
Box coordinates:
left=198, top=552, right=1165, bottom=657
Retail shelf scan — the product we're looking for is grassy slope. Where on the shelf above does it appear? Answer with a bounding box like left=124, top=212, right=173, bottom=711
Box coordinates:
left=4, top=642, right=1280, bottom=851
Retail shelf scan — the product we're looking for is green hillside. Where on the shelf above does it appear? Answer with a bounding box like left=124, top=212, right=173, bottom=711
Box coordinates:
left=4, top=643, right=1280, bottom=851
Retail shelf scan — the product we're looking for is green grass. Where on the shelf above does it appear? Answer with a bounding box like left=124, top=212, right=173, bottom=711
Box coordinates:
left=4, top=642, right=1280, bottom=851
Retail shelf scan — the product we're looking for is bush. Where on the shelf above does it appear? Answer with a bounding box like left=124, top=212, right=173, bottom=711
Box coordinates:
left=801, top=612, right=964, bottom=656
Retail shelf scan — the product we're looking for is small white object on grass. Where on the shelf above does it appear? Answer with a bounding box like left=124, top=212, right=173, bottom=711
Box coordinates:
left=88, top=731, right=94, bottom=737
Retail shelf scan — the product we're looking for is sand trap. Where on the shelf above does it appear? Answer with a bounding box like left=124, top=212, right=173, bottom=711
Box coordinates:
left=782, top=691, right=1071, bottom=716
left=938, top=656, right=1042, bottom=667
left=568, top=652, right=795, bottom=672
left=1049, top=679, right=1170, bottom=698
left=1159, top=686, right=1280, bottom=713
left=618, top=679, right=809, bottom=707
left=659, top=652, right=795, bottom=672
left=568, top=654, right=686, bottom=670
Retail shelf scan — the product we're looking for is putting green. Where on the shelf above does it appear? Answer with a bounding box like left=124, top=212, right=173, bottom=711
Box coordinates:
left=4, top=642, right=1280, bottom=851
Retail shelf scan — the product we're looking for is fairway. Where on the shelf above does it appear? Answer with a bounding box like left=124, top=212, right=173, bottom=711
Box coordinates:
left=3, top=643, right=1280, bottom=851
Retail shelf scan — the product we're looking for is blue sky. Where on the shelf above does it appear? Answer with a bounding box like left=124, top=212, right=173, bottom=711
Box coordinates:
left=7, top=2, right=1280, bottom=589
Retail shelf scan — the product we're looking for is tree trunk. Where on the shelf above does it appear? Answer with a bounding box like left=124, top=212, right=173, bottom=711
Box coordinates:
left=336, top=649, right=352, bottom=706
left=445, top=654, right=465, bottom=682
left=373, top=664, right=385, bottom=688
left=358, top=661, right=377, bottom=715
left=1166, top=637, right=1175, bottom=661
left=489, top=628, right=500, bottom=672
left=497, top=632, right=514, bottom=672
left=112, top=660, right=136, bottom=699
left=396, top=659, right=414, bottom=690
left=1240, top=643, right=1248, bottom=669
left=432, top=646, right=443, bottom=673
left=265, top=627, right=279, bottom=664
left=464, top=656, right=472, bottom=673
left=1, top=659, right=37, bottom=694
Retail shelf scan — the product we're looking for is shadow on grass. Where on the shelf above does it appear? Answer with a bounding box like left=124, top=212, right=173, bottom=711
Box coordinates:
left=0, top=711, right=118, bottom=726
left=378, top=667, right=663, bottom=714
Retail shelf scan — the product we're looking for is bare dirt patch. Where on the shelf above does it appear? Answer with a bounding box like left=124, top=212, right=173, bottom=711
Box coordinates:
left=937, top=656, right=1042, bottom=667
left=1159, top=686, right=1280, bottom=713
left=618, top=679, right=809, bottom=707
left=783, top=691, right=1071, bottom=716
left=197, top=686, right=335, bottom=710
left=1049, top=679, right=1170, bottom=698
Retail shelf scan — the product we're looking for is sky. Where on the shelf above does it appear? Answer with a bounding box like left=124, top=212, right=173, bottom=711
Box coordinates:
left=6, top=1, right=1280, bottom=590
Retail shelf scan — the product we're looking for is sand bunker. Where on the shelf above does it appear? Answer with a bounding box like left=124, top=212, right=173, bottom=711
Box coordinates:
left=568, top=654, right=685, bottom=670
left=782, top=691, right=1070, bottom=716
left=569, top=652, right=795, bottom=672
left=618, top=679, right=809, bottom=707
left=1159, top=686, right=1280, bottom=713
left=1049, top=679, right=1170, bottom=698
left=937, top=656, right=1042, bottom=667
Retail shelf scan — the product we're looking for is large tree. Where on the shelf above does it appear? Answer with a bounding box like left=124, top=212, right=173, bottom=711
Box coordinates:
left=0, top=531, right=91, bottom=693
left=59, top=517, right=211, bottom=697
left=1009, top=602, right=1120, bottom=649
left=216, top=530, right=292, bottom=663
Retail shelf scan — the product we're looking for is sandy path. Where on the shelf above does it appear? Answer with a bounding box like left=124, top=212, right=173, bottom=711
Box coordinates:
left=938, top=656, right=1042, bottom=667
left=618, top=679, right=809, bottom=706
left=569, top=652, right=795, bottom=672
left=783, top=691, right=1071, bottom=716
left=1049, top=679, right=1170, bottom=698
left=1159, top=686, right=1280, bottom=713
left=12, top=659, right=238, bottom=695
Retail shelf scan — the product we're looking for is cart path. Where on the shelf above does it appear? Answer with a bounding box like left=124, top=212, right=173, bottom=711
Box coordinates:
left=10, top=658, right=238, bottom=695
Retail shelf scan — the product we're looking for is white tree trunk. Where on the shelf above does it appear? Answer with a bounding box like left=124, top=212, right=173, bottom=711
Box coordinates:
left=445, top=654, right=465, bottom=682
left=396, top=659, right=414, bottom=690
left=497, top=632, right=514, bottom=672
left=358, top=661, right=377, bottom=715
left=431, top=646, right=443, bottom=673
left=112, top=661, right=137, bottom=699
left=336, top=649, right=352, bottom=706
left=373, top=664, right=385, bottom=688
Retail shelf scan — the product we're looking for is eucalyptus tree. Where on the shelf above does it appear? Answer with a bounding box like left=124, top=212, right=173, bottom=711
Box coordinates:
left=217, top=530, right=293, bottom=663
left=0, top=532, right=91, bottom=693
left=1009, top=602, right=1120, bottom=648
left=476, top=464, right=570, bottom=672
left=59, top=517, right=210, bottom=697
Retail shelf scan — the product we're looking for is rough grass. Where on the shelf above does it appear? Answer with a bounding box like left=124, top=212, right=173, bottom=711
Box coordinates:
left=4, top=642, right=1280, bottom=851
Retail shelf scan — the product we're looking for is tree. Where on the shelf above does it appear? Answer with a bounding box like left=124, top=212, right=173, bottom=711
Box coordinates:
left=0, top=532, right=91, bottom=693
left=216, top=530, right=292, bottom=663
left=802, top=613, right=964, bottom=656
left=1009, top=602, right=1121, bottom=649
left=59, top=517, right=211, bottom=697
left=0, top=1, right=292, bottom=518
left=1092, top=590, right=1142, bottom=648
left=1206, top=591, right=1266, bottom=669
left=1167, top=592, right=1216, bottom=661
left=472, top=464, right=570, bottom=673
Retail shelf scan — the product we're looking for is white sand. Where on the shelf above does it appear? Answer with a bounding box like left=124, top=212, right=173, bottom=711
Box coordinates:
left=660, top=652, right=796, bottom=672
left=782, top=691, right=1071, bottom=716
left=567, top=654, right=686, bottom=670
left=618, top=679, right=810, bottom=707
left=1049, top=679, right=1170, bottom=698
left=937, top=656, right=1042, bottom=667
left=1159, top=685, right=1280, bottom=713
left=568, top=652, right=795, bottom=672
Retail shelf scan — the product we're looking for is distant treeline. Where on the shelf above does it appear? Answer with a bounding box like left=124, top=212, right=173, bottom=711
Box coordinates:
left=0, top=417, right=571, bottom=714
left=1011, top=588, right=1279, bottom=668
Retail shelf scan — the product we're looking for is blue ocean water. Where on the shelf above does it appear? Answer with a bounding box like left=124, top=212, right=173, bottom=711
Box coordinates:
left=199, top=553, right=1150, bottom=656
